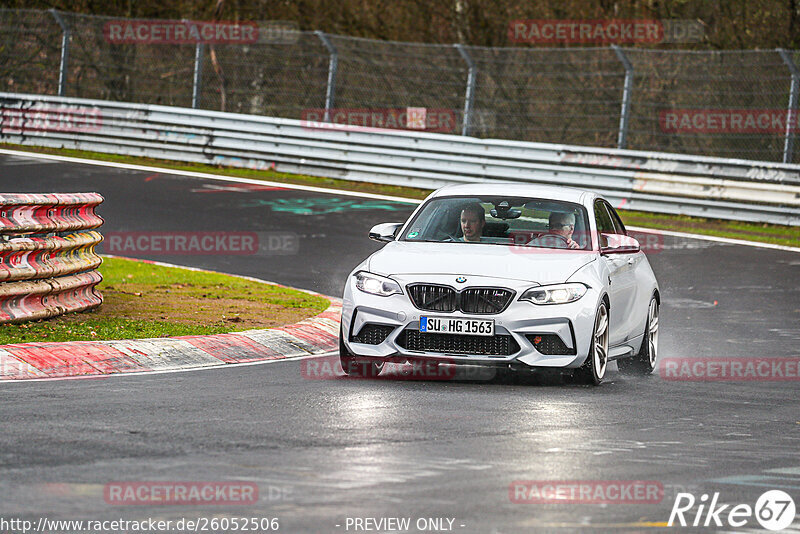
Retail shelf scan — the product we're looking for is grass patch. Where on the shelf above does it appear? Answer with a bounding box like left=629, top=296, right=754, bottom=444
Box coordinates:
left=0, top=256, right=329, bottom=344
left=2, top=143, right=798, bottom=248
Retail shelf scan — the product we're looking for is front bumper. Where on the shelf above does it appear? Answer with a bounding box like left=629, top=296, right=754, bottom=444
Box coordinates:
left=341, top=274, right=599, bottom=369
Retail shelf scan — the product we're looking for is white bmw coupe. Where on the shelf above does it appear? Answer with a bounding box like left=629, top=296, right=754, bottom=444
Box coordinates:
left=340, top=184, right=660, bottom=385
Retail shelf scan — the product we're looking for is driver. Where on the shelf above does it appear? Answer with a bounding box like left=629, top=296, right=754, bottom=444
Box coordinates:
left=546, top=211, right=581, bottom=249
left=459, top=203, right=485, bottom=242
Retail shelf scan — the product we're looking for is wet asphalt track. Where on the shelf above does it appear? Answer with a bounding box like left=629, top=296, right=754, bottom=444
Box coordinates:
left=1, top=152, right=799, bottom=533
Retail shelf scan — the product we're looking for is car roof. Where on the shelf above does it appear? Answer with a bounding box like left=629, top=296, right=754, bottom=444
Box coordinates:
left=428, top=183, right=599, bottom=205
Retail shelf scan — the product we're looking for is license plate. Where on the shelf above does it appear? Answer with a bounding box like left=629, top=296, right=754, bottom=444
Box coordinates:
left=420, top=317, right=494, bottom=336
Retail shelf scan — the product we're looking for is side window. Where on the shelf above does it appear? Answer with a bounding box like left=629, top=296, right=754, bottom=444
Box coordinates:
left=594, top=200, right=615, bottom=234
left=594, top=201, right=616, bottom=248
left=604, top=201, right=627, bottom=235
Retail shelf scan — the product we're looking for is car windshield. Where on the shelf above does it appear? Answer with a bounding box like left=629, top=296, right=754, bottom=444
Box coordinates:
left=399, top=195, right=591, bottom=250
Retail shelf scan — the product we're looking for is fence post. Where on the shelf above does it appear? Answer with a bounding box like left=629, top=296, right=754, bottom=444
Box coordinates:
left=778, top=49, right=799, bottom=163
left=315, top=31, right=338, bottom=122
left=612, top=45, right=633, bottom=149
left=455, top=44, right=477, bottom=136
left=49, top=9, right=70, bottom=97
left=192, top=42, right=205, bottom=109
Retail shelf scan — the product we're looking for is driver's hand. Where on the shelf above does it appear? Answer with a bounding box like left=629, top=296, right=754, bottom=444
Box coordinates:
left=567, top=239, right=580, bottom=249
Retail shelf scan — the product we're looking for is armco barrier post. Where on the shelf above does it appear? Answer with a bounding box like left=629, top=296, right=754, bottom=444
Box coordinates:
left=612, top=45, right=633, bottom=150
left=192, top=41, right=205, bottom=109
left=49, top=9, right=70, bottom=97
left=778, top=49, right=799, bottom=164
left=315, top=31, right=338, bottom=122
left=455, top=44, right=477, bottom=137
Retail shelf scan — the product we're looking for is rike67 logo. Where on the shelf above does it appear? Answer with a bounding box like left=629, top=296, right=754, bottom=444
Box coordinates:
left=668, top=490, right=796, bottom=531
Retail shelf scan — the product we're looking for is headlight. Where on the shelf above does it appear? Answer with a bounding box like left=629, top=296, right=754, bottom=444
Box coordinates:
left=354, top=271, right=403, bottom=297
left=519, top=283, right=587, bottom=305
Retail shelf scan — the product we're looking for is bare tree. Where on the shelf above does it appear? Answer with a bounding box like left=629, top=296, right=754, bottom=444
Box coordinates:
left=209, top=0, right=227, bottom=111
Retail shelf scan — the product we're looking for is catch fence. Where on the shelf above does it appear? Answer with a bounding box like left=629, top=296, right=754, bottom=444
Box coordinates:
left=2, top=9, right=799, bottom=162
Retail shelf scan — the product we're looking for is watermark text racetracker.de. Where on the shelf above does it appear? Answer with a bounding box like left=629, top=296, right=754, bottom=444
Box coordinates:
left=509, top=229, right=665, bottom=255
left=0, top=516, right=281, bottom=533
left=301, top=108, right=457, bottom=133
left=101, top=231, right=298, bottom=256
left=0, top=106, right=102, bottom=133
left=660, top=357, right=800, bottom=381
left=660, top=109, right=800, bottom=134
left=103, top=19, right=299, bottom=45
left=509, top=480, right=664, bottom=504
left=508, top=19, right=704, bottom=44
left=105, top=481, right=256, bottom=505
left=302, top=354, right=497, bottom=381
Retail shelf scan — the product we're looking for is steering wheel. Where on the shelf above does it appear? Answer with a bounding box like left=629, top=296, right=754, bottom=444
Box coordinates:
left=535, top=233, right=570, bottom=247
left=441, top=232, right=461, bottom=242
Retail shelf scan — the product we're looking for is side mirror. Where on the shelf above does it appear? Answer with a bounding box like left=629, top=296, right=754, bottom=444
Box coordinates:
left=600, top=233, right=640, bottom=255
left=369, top=222, right=403, bottom=243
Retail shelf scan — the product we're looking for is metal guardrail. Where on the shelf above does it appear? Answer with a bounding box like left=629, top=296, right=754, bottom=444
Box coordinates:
left=1, top=92, right=799, bottom=226
left=0, top=192, right=104, bottom=324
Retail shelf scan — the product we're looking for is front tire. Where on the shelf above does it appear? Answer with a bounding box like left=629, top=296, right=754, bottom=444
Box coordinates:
left=618, top=296, right=659, bottom=375
left=573, top=301, right=609, bottom=385
left=339, top=328, right=384, bottom=378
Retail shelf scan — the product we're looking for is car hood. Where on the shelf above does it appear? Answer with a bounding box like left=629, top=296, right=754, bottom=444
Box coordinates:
left=368, top=241, right=596, bottom=285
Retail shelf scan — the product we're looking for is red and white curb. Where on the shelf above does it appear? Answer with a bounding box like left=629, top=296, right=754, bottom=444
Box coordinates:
left=0, top=258, right=341, bottom=381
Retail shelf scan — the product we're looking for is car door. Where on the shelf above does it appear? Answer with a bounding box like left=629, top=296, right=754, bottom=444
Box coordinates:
left=604, top=202, right=645, bottom=342
left=595, top=200, right=636, bottom=346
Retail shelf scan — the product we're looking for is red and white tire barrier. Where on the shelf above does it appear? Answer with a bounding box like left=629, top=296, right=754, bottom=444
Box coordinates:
left=0, top=231, right=103, bottom=282
left=0, top=296, right=341, bottom=380
left=0, top=271, right=103, bottom=323
left=0, top=192, right=104, bottom=324
left=0, top=192, right=104, bottom=234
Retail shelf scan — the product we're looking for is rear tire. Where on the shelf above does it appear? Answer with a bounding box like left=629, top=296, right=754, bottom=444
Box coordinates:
left=573, top=301, right=609, bottom=386
left=618, top=297, right=659, bottom=375
left=339, top=328, right=384, bottom=378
